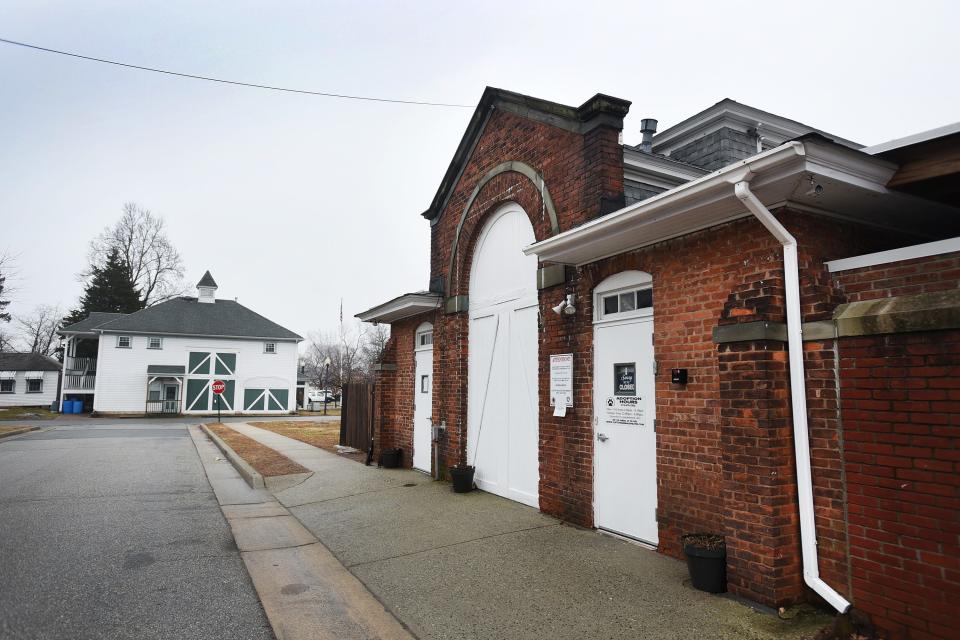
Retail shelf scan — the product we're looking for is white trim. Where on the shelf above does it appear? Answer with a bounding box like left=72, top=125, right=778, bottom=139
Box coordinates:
left=356, top=293, right=441, bottom=324
left=826, top=237, right=960, bottom=273
left=863, top=121, right=960, bottom=155
left=524, top=140, right=899, bottom=267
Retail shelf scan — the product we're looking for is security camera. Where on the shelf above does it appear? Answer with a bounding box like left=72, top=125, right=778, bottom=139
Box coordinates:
left=552, top=294, right=576, bottom=316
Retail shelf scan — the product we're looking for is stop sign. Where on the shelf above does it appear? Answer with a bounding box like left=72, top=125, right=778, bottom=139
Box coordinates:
left=211, top=380, right=226, bottom=395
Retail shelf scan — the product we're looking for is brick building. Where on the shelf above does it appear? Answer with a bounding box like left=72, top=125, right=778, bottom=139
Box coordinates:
left=357, top=88, right=960, bottom=639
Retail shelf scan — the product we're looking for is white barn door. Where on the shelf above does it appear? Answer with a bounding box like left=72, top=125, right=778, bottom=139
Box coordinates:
left=467, top=203, right=540, bottom=508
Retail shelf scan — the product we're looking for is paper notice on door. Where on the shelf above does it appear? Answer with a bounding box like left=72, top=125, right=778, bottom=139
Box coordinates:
left=553, top=403, right=567, bottom=417
left=604, top=396, right=643, bottom=426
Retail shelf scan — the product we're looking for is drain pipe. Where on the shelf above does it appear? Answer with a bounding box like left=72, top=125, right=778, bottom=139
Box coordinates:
left=734, top=180, right=852, bottom=614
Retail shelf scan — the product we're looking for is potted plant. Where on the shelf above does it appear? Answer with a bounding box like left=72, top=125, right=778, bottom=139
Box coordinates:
left=380, top=448, right=402, bottom=468
left=449, top=462, right=475, bottom=493
left=682, top=533, right=727, bottom=593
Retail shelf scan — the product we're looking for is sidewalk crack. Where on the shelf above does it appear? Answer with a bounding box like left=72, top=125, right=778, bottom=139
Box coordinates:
left=345, top=522, right=561, bottom=569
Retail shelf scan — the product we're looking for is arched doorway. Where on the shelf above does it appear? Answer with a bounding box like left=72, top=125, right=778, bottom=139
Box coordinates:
left=467, top=202, right=540, bottom=507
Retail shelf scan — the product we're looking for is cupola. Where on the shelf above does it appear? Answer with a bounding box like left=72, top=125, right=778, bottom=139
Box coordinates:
left=196, top=270, right=218, bottom=303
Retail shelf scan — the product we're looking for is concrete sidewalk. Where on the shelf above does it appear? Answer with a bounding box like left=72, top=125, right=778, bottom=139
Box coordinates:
left=228, top=422, right=832, bottom=640
left=189, top=425, right=413, bottom=640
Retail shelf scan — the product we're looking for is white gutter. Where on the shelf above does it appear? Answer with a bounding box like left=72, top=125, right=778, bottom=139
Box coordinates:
left=734, top=180, right=852, bottom=614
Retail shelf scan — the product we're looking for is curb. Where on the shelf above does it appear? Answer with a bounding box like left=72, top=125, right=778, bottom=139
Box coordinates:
left=0, top=426, right=39, bottom=440
left=201, top=423, right=265, bottom=490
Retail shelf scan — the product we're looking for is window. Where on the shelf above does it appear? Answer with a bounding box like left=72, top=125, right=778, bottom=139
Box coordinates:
left=26, top=379, right=43, bottom=393
left=421, top=375, right=430, bottom=393
left=419, top=331, right=433, bottom=347
left=600, top=287, right=653, bottom=318
left=147, top=337, right=163, bottom=350
left=415, top=323, right=434, bottom=350
left=0, top=380, right=13, bottom=393
left=116, top=335, right=132, bottom=349
left=264, top=342, right=277, bottom=354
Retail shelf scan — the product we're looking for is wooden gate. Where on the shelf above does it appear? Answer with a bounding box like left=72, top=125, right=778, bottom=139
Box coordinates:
left=340, top=383, right=374, bottom=452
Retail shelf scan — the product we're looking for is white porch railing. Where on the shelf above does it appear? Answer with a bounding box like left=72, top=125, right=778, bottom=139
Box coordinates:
left=64, top=374, right=96, bottom=390
left=65, top=357, right=97, bottom=373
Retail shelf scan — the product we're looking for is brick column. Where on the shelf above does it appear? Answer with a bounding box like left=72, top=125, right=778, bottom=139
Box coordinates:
left=717, top=339, right=804, bottom=606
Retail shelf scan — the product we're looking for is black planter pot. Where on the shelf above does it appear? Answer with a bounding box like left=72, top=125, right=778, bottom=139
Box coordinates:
left=682, top=534, right=727, bottom=594
left=380, top=448, right=402, bottom=469
left=450, top=465, right=475, bottom=493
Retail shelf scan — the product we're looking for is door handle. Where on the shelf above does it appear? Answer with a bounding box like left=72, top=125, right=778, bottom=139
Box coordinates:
left=596, top=433, right=609, bottom=442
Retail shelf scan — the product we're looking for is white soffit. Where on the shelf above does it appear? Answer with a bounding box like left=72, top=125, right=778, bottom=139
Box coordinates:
left=356, top=293, right=441, bottom=324
left=522, top=140, right=951, bottom=267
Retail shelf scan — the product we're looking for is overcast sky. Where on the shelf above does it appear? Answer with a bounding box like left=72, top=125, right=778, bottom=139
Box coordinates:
left=2, top=1, right=958, bottom=349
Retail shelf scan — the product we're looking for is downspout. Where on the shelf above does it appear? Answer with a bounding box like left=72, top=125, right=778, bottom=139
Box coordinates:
left=734, top=179, right=852, bottom=614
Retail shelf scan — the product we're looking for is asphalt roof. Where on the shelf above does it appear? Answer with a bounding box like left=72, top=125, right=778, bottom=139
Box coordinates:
left=0, top=352, right=62, bottom=371
left=197, top=270, right=218, bottom=288
left=62, top=298, right=302, bottom=341
left=61, top=312, right=126, bottom=333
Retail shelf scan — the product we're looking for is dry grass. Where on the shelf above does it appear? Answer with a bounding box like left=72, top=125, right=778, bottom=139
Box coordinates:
left=250, top=420, right=366, bottom=463
left=297, top=408, right=342, bottom=416
left=207, top=423, right=309, bottom=477
left=0, top=407, right=56, bottom=420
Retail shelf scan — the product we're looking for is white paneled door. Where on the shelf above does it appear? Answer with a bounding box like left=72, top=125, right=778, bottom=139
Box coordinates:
left=593, top=317, right=658, bottom=544
left=413, top=330, right=433, bottom=473
left=467, top=203, right=540, bottom=508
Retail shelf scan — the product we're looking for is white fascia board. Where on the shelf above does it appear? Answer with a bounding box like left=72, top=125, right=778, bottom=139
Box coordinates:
left=525, top=140, right=896, bottom=266
left=863, top=121, right=960, bottom=155
left=524, top=142, right=806, bottom=265
left=356, top=294, right=441, bottom=323
left=623, top=149, right=707, bottom=182
left=826, top=237, right=960, bottom=273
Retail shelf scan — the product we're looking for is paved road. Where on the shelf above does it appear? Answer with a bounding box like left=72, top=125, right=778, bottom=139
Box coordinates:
left=0, top=421, right=274, bottom=640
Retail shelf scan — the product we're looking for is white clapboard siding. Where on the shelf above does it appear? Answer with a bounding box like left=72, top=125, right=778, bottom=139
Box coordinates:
left=93, top=334, right=297, bottom=414
left=0, top=370, right=59, bottom=408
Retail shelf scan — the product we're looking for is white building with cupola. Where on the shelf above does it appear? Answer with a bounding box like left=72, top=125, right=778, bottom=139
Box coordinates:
left=59, top=271, right=302, bottom=415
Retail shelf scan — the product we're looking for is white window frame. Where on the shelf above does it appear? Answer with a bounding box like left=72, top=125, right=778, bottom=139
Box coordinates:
left=0, top=379, right=14, bottom=394
left=415, top=322, right=434, bottom=351
left=26, top=378, right=43, bottom=393
left=264, top=342, right=277, bottom=354
left=593, top=270, right=654, bottom=324
left=147, top=336, right=163, bottom=350
left=116, top=335, right=132, bottom=349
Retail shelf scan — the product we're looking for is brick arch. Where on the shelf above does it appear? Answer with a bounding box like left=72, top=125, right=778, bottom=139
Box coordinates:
left=446, top=161, right=558, bottom=297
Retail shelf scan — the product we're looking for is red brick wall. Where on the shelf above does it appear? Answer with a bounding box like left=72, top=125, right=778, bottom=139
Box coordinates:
left=374, top=312, right=435, bottom=469
left=430, top=105, right=625, bottom=479
left=839, top=330, right=960, bottom=640
left=831, top=251, right=960, bottom=303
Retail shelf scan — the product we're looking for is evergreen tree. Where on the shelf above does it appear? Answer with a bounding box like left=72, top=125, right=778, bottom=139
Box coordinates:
left=62, top=249, right=143, bottom=327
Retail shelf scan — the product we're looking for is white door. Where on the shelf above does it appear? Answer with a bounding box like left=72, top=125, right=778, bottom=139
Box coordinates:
left=413, top=324, right=434, bottom=473
left=468, top=203, right=540, bottom=507
left=594, top=308, right=658, bottom=544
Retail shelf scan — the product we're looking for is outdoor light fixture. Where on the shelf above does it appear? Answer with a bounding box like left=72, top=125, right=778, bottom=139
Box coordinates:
left=552, top=294, right=576, bottom=316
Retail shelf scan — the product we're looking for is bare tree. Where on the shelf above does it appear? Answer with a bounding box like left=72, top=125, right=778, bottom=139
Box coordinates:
left=0, top=252, right=16, bottom=323
left=0, top=327, right=15, bottom=352
left=88, top=203, right=185, bottom=306
left=15, top=304, right=63, bottom=357
left=361, top=323, right=391, bottom=379
left=303, top=323, right=370, bottom=392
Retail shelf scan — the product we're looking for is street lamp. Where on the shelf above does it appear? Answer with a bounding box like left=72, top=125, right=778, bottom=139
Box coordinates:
left=323, top=356, right=331, bottom=416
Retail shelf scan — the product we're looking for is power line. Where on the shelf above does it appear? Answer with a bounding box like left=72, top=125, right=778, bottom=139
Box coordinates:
left=0, top=36, right=475, bottom=108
